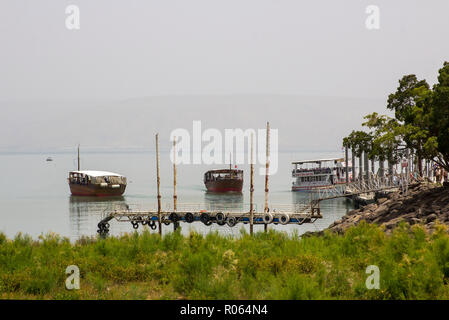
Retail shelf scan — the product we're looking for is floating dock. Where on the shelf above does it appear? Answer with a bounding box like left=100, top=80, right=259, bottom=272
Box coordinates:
left=97, top=205, right=322, bottom=235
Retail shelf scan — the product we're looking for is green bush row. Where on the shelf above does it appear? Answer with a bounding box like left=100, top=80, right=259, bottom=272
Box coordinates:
left=1, top=222, right=449, bottom=299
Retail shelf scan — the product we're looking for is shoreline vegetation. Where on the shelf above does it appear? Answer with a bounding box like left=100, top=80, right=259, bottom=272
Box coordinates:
left=2, top=186, right=449, bottom=300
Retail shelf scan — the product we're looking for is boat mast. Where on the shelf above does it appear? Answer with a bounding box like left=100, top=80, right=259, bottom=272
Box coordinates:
left=77, top=144, right=80, bottom=171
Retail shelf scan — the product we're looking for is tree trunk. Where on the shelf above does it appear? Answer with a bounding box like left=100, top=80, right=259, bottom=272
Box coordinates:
left=359, top=155, right=363, bottom=182
left=364, top=152, right=369, bottom=182
left=418, top=155, right=423, bottom=177
left=352, top=149, right=355, bottom=183
left=379, top=160, right=384, bottom=179
left=388, top=152, right=394, bottom=184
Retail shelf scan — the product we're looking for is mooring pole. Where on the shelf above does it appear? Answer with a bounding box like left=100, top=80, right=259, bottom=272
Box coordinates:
left=250, top=132, right=254, bottom=235
left=264, top=122, right=270, bottom=233
left=77, top=144, right=80, bottom=171
left=345, top=146, right=349, bottom=185
left=173, top=137, right=178, bottom=231
left=156, top=133, right=162, bottom=236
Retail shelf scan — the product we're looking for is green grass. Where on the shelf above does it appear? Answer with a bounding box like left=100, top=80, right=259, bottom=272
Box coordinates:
left=1, top=222, right=449, bottom=299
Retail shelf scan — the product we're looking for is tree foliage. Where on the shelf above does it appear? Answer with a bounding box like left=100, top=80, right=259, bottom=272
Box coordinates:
left=343, top=62, right=449, bottom=172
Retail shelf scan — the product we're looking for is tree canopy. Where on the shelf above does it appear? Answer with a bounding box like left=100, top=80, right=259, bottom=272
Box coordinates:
left=343, top=62, right=449, bottom=173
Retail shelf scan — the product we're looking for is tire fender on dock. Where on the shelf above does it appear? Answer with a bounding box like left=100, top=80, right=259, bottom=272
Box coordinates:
left=184, top=212, right=194, bottom=223
left=263, top=213, right=273, bottom=224
left=215, top=212, right=226, bottom=225
left=279, top=213, right=290, bottom=225
left=227, top=216, right=237, bottom=227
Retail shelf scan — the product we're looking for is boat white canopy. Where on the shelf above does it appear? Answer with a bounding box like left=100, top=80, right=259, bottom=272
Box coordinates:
left=69, top=170, right=125, bottom=177
left=292, top=158, right=344, bottom=165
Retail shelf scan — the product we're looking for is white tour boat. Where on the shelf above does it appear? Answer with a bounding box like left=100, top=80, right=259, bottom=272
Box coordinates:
left=291, top=158, right=352, bottom=191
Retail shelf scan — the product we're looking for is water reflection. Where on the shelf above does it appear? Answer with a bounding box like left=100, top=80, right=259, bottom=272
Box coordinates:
left=69, top=196, right=129, bottom=239
left=203, top=192, right=245, bottom=212
left=291, top=191, right=354, bottom=232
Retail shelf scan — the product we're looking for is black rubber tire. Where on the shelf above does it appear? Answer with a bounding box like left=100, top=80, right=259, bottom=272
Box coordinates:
left=200, top=212, right=210, bottom=225
left=227, top=216, right=237, bottom=227
left=169, top=212, right=179, bottom=222
left=162, top=216, right=171, bottom=225
left=215, top=212, right=225, bottom=224
left=184, top=212, right=194, bottom=223
left=132, top=222, right=139, bottom=229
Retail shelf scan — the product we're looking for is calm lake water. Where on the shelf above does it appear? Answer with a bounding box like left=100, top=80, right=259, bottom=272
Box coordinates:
left=0, top=151, right=353, bottom=240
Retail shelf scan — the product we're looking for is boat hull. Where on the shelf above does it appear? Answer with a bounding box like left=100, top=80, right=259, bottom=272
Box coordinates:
left=205, top=179, right=243, bottom=193
left=69, top=183, right=126, bottom=197
left=292, top=184, right=335, bottom=192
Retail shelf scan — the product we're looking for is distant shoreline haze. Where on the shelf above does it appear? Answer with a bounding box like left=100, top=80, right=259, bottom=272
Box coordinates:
left=0, top=94, right=389, bottom=154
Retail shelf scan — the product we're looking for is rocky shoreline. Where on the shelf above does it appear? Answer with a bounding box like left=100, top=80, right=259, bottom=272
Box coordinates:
left=325, top=182, right=449, bottom=234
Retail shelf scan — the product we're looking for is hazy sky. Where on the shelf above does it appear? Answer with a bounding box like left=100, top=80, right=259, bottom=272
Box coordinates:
left=0, top=1, right=448, bottom=152
left=1, top=0, right=448, bottom=101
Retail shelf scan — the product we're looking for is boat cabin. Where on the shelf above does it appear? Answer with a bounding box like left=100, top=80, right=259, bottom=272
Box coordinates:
left=204, top=169, right=243, bottom=183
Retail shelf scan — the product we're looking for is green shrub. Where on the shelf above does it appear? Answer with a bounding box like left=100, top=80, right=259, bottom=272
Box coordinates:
left=1, top=223, right=449, bottom=299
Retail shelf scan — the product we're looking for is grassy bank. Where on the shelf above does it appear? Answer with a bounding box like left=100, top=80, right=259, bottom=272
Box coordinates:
left=1, top=222, right=449, bottom=299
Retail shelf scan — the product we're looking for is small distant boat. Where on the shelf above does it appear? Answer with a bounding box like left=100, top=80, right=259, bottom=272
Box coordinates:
left=68, top=145, right=127, bottom=196
left=291, top=158, right=352, bottom=192
left=204, top=167, right=243, bottom=193
left=46, top=157, right=53, bottom=162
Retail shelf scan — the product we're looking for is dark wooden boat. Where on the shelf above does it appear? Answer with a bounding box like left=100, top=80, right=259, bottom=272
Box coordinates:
left=67, top=145, right=126, bottom=197
left=204, top=169, right=243, bottom=193
left=68, top=170, right=127, bottom=196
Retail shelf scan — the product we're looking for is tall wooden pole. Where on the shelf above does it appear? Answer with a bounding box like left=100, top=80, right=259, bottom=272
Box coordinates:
left=264, top=122, right=270, bottom=233
left=250, top=133, right=254, bottom=235
left=173, top=137, right=177, bottom=212
left=77, top=144, right=80, bottom=171
left=156, top=134, right=162, bottom=236
left=173, top=137, right=178, bottom=231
